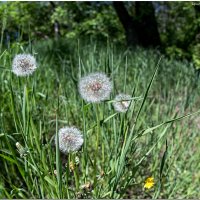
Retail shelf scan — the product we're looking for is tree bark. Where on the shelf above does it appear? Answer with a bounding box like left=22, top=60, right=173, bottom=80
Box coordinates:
left=194, top=6, right=200, bottom=41
left=113, top=1, right=161, bottom=47
left=113, top=2, right=139, bottom=46
left=135, top=2, right=161, bottom=47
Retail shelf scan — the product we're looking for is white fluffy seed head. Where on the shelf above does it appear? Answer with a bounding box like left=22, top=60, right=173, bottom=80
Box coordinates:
left=57, top=126, right=84, bottom=154
left=12, top=54, right=37, bottom=76
left=113, top=93, right=131, bottom=113
left=78, top=72, right=112, bottom=103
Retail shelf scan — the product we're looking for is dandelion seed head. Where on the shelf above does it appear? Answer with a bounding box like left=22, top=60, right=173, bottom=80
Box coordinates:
left=113, top=93, right=131, bottom=113
left=12, top=54, right=37, bottom=76
left=78, top=72, right=112, bottom=103
left=57, top=126, right=83, bottom=154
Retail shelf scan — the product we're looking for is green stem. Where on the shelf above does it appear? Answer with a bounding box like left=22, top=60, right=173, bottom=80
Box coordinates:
left=94, top=104, right=101, bottom=193
left=72, top=154, right=80, bottom=192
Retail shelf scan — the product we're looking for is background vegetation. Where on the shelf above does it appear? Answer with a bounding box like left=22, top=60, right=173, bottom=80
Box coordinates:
left=0, top=1, right=200, bottom=199
left=0, top=1, right=200, bottom=65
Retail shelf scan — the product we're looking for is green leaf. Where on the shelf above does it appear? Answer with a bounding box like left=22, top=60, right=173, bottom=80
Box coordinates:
left=102, top=113, right=118, bottom=123
left=160, top=140, right=168, bottom=181
left=134, top=56, right=163, bottom=124
left=44, top=176, right=57, bottom=188
left=135, top=109, right=200, bottom=139
left=0, top=154, right=17, bottom=164
left=55, top=114, right=63, bottom=198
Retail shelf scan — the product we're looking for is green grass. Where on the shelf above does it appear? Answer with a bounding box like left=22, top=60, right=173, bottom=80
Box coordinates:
left=0, top=39, right=200, bottom=199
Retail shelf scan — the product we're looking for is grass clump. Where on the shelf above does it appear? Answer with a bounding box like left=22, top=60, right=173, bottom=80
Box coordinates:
left=0, top=40, right=200, bottom=199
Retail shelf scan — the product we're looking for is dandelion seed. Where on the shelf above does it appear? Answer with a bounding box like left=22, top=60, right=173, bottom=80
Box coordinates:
left=12, top=54, right=37, bottom=76
left=56, top=126, right=84, bottom=154
left=113, top=93, right=131, bottom=113
left=78, top=72, right=112, bottom=103
left=144, top=177, right=154, bottom=189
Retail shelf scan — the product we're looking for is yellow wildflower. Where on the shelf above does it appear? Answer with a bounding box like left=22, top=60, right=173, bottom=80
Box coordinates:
left=144, top=177, right=154, bottom=189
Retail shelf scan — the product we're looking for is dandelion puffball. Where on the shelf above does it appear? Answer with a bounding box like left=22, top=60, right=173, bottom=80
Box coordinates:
left=57, top=126, right=84, bottom=154
left=12, top=54, right=37, bottom=76
left=113, top=93, right=131, bottom=113
left=78, top=72, right=112, bottom=103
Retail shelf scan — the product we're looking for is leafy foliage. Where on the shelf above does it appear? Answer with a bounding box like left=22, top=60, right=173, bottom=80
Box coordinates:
left=1, top=1, right=200, bottom=67
left=155, top=2, right=200, bottom=67
left=0, top=2, right=124, bottom=44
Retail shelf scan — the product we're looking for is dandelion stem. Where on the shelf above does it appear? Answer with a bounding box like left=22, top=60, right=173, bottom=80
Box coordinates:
left=72, top=154, right=80, bottom=192
left=94, top=104, right=100, bottom=192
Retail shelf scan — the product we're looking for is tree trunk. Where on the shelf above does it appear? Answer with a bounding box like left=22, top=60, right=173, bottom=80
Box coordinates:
left=194, top=6, right=200, bottom=41
left=113, top=1, right=161, bottom=48
left=135, top=2, right=161, bottom=47
left=113, top=2, right=139, bottom=46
